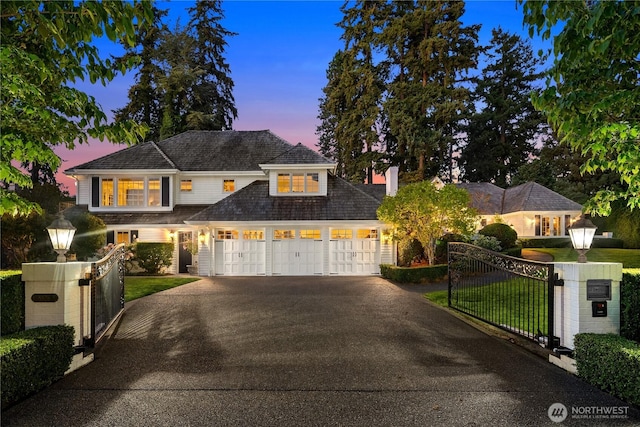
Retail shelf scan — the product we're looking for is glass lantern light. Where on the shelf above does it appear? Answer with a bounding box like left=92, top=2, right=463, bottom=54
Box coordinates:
left=47, top=213, right=77, bottom=262
left=568, top=214, right=597, bottom=263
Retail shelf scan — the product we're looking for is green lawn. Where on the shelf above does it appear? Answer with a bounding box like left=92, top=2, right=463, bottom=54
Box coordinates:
left=125, top=277, right=199, bottom=302
left=425, top=277, right=549, bottom=335
left=528, top=248, right=640, bottom=269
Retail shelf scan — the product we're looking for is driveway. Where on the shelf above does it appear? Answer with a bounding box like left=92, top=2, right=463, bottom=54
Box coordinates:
left=4, top=276, right=638, bottom=426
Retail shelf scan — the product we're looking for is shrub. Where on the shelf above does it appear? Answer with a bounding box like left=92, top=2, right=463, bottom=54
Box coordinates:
left=0, top=274, right=24, bottom=336
left=479, top=223, right=517, bottom=249
left=573, top=334, right=640, bottom=406
left=380, top=264, right=447, bottom=284
left=501, top=247, right=522, bottom=258
left=66, top=210, right=106, bottom=261
left=520, top=238, right=571, bottom=248
left=621, top=273, right=640, bottom=342
left=397, top=238, right=424, bottom=267
left=473, top=235, right=502, bottom=251
left=435, top=233, right=467, bottom=264
left=591, top=238, right=625, bottom=249
left=1, top=325, right=75, bottom=408
left=132, top=242, right=174, bottom=274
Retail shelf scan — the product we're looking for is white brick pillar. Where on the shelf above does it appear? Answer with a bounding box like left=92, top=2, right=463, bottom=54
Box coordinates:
left=22, top=262, right=92, bottom=347
left=553, top=262, right=622, bottom=350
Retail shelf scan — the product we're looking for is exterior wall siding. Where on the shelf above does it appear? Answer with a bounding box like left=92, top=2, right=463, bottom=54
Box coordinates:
left=175, top=175, right=264, bottom=205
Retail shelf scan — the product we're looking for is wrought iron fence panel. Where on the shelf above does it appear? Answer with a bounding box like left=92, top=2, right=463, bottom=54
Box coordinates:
left=448, top=243, right=555, bottom=348
left=91, top=243, right=125, bottom=345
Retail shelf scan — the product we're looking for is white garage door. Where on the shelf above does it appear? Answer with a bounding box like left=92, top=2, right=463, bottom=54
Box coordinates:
left=215, top=230, right=266, bottom=275
left=330, top=229, right=380, bottom=275
left=272, top=229, right=323, bottom=275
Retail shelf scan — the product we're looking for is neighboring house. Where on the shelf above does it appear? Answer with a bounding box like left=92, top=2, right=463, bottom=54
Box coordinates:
left=457, top=182, right=583, bottom=238
left=65, top=130, right=396, bottom=276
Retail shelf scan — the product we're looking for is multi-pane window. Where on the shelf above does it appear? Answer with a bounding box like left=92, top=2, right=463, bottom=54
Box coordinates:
left=217, top=230, right=238, bottom=240
left=223, top=180, right=235, bottom=192
left=148, top=179, right=160, bottom=206
left=542, top=217, right=551, bottom=236
left=553, top=217, right=561, bottom=237
left=564, top=215, right=572, bottom=236
left=180, top=180, right=192, bottom=192
left=277, top=173, right=320, bottom=194
left=357, top=229, right=378, bottom=239
left=102, top=179, right=114, bottom=206
left=300, top=230, right=321, bottom=239
left=331, top=229, right=353, bottom=239
left=117, top=231, right=130, bottom=245
left=243, top=230, right=264, bottom=240
left=118, top=178, right=144, bottom=206
left=274, top=229, right=295, bottom=239
left=98, top=177, right=165, bottom=208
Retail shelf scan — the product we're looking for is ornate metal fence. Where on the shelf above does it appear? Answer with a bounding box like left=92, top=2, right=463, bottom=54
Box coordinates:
left=448, top=243, right=559, bottom=348
left=90, top=243, right=126, bottom=346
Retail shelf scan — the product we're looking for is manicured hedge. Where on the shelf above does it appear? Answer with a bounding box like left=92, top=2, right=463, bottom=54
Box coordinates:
left=574, top=334, right=640, bottom=406
left=621, top=273, right=640, bottom=342
left=0, top=325, right=75, bottom=408
left=1, top=274, right=24, bottom=336
left=380, top=264, right=447, bottom=284
left=479, top=223, right=517, bottom=249
left=520, top=237, right=624, bottom=249
left=501, top=247, right=522, bottom=258
left=133, top=242, right=174, bottom=274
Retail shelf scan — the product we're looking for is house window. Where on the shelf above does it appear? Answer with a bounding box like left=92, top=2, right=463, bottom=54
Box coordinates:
left=180, top=180, right=192, bottom=192
left=553, top=217, right=561, bottom=237
left=117, top=178, right=144, bottom=206
left=223, top=180, right=235, bottom=192
left=542, top=217, right=551, bottom=236
left=102, top=179, right=114, bottom=206
left=217, top=230, right=238, bottom=240
left=243, top=230, right=264, bottom=240
left=331, top=229, right=353, bottom=239
left=117, top=231, right=130, bottom=244
left=148, top=179, right=160, bottom=206
left=357, top=229, right=378, bottom=239
left=277, top=173, right=320, bottom=194
left=300, top=230, right=321, bottom=239
left=564, top=215, right=572, bottom=236
left=535, top=215, right=541, bottom=236
left=274, top=229, right=295, bottom=239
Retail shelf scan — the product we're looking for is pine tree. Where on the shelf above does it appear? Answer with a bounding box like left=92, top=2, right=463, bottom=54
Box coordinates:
left=459, top=28, right=547, bottom=187
left=380, top=1, right=480, bottom=181
left=187, top=0, right=237, bottom=131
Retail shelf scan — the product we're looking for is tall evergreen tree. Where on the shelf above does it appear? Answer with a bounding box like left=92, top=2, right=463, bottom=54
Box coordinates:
left=380, top=1, right=480, bottom=181
left=187, top=0, right=237, bottom=131
left=459, top=28, right=546, bottom=187
left=113, top=6, right=167, bottom=143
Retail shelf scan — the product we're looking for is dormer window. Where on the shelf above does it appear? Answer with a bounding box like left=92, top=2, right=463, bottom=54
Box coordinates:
left=277, top=173, right=319, bottom=194
left=223, top=179, right=235, bottom=192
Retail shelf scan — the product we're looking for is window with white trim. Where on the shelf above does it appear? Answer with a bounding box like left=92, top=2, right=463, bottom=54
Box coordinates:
left=274, top=229, right=295, bottom=239
left=98, top=177, right=164, bottom=207
left=223, top=179, right=235, bottom=192
left=277, top=173, right=320, bottom=194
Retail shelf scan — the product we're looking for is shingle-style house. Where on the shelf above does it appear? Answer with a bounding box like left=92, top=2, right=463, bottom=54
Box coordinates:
left=65, top=130, right=395, bottom=276
left=457, top=182, right=583, bottom=238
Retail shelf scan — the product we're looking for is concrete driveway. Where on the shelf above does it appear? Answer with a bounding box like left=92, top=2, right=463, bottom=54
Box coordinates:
left=3, top=276, right=638, bottom=426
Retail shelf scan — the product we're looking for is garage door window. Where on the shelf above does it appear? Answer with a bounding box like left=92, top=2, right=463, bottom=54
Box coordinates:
left=274, top=229, right=295, bottom=239
left=331, top=229, right=353, bottom=239
left=217, top=230, right=238, bottom=239
left=243, top=230, right=264, bottom=240
left=357, top=229, right=378, bottom=239
left=300, top=230, right=321, bottom=239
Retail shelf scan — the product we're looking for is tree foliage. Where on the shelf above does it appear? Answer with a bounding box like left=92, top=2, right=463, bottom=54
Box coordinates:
left=115, top=0, right=237, bottom=141
left=377, top=181, right=478, bottom=265
left=519, top=0, right=640, bottom=215
left=1, top=1, right=153, bottom=216
left=460, top=28, right=548, bottom=187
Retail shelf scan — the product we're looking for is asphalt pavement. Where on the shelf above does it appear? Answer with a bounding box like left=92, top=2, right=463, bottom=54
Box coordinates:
left=3, top=276, right=638, bottom=426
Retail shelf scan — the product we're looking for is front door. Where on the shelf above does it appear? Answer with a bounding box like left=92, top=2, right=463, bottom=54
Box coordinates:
left=178, top=231, right=193, bottom=274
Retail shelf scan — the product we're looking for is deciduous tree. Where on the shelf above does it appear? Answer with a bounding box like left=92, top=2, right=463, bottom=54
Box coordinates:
left=377, top=181, right=477, bottom=265
left=1, top=0, right=153, bottom=215
left=519, top=0, right=640, bottom=215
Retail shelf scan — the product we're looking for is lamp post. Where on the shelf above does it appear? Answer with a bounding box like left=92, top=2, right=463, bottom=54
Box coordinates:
left=568, top=214, right=597, bottom=263
left=46, top=213, right=76, bottom=262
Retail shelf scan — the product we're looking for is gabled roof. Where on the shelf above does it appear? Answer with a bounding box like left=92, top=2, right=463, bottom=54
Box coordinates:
left=261, top=143, right=334, bottom=165
left=187, top=175, right=381, bottom=222
left=457, top=181, right=582, bottom=214
left=66, top=130, right=328, bottom=173
left=64, top=205, right=210, bottom=225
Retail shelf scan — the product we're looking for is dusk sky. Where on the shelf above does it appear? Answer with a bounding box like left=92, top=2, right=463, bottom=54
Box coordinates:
left=57, top=0, right=551, bottom=194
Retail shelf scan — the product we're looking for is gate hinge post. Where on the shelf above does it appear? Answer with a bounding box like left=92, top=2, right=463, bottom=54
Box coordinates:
left=554, top=273, right=564, bottom=287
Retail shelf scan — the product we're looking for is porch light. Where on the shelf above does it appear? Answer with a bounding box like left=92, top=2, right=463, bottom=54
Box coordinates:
left=199, top=230, right=206, bottom=245
left=46, top=213, right=76, bottom=262
left=168, top=230, right=175, bottom=242
left=568, top=214, right=597, bottom=263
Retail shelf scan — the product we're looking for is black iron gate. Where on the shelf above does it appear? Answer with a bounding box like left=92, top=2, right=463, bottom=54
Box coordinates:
left=89, top=243, right=126, bottom=346
left=448, top=242, right=560, bottom=348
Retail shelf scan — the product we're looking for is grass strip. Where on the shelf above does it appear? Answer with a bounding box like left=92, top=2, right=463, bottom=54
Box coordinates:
left=125, top=277, right=199, bottom=302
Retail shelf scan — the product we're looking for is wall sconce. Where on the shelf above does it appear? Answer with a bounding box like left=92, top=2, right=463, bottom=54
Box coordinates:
left=168, top=230, right=175, bottom=243
left=568, top=214, right=597, bottom=263
left=199, top=230, right=206, bottom=245
left=381, top=229, right=393, bottom=245
left=47, top=213, right=77, bottom=262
